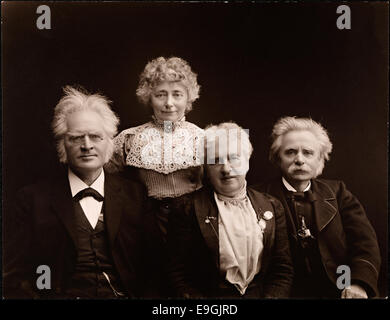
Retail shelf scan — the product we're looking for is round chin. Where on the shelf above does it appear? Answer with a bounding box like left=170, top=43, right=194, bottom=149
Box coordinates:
left=219, top=183, right=241, bottom=196
left=290, top=173, right=312, bottom=182
left=164, top=115, right=177, bottom=121
left=221, top=189, right=239, bottom=197
left=75, top=160, right=101, bottom=171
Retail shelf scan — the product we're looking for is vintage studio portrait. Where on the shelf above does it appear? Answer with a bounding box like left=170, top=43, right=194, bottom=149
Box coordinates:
left=1, top=1, right=388, bottom=301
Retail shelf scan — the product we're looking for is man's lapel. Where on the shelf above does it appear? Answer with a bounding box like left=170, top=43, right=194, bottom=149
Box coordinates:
left=194, top=188, right=220, bottom=267
left=49, top=169, right=126, bottom=249
left=103, top=173, right=124, bottom=247
left=267, top=179, right=297, bottom=235
left=50, top=170, right=78, bottom=247
left=311, top=179, right=338, bottom=232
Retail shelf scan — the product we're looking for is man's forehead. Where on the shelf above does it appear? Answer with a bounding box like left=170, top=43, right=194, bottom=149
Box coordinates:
left=66, top=110, right=105, bottom=131
left=282, top=130, right=318, bottom=146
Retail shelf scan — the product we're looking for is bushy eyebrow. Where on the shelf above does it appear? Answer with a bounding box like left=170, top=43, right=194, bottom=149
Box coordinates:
left=284, top=148, right=297, bottom=152
left=283, top=147, right=316, bottom=154
left=67, top=131, right=104, bottom=136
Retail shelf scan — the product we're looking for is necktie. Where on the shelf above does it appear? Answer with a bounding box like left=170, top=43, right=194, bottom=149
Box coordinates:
left=74, top=187, right=104, bottom=202
left=286, top=190, right=315, bottom=202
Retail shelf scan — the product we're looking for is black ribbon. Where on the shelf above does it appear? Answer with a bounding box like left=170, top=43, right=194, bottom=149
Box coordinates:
left=74, top=187, right=104, bottom=202
left=286, top=190, right=316, bottom=202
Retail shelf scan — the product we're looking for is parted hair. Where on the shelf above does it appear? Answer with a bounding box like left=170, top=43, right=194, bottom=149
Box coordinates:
left=52, top=85, right=120, bottom=163
left=136, top=56, right=200, bottom=111
left=269, top=116, right=333, bottom=176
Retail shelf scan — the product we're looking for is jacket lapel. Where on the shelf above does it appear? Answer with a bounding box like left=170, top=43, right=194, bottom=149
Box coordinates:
left=193, top=187, right=277, bottom=268
left=103, top=172, right=124, bottom=247
left=266, top=179, right=297, bottom=236
left=194, top=188, right=220, bottom=267
left=311, top=179, right=338, bottom=232
left=247, top=188, right=274, bottom=250
left=50, top=170, right=125, bottom=249
left=50, top=170, right=79, bottom=248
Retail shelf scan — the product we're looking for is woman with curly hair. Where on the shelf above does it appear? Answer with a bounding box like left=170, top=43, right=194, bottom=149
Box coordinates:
left=106, top=57, right=204, bottom=296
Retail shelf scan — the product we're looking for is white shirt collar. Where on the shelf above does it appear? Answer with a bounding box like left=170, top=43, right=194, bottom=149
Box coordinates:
left=282, top=176, right=311, bottom=192
left=68, top=168, right=105, bottom=197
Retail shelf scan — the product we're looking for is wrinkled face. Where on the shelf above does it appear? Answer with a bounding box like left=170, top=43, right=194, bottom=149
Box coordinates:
left=206, top=138, right=249, bottom=197
left=279, top=130, right=322, bottom=186
left=64, top=110, right=110, bottom=177
left=150, top=81, right=189, bottom=122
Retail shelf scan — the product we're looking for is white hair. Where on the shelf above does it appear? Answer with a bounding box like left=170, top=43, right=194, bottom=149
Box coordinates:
left=269, top=116, right=333, bottom=177
left=204, top=121, right=253, bottom=163
left=52, top=85, right=120, bottom=163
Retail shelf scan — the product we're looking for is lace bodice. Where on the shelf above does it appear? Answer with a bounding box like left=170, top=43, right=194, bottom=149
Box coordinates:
left=110, top=119, right=204, bottom=175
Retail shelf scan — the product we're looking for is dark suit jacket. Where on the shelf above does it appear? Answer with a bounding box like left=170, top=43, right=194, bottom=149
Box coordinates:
left=167, top=186, right=293, bottom=298
left=3, top=168, right=154, bottom=299
left=254, top=178, right=381, bottom=297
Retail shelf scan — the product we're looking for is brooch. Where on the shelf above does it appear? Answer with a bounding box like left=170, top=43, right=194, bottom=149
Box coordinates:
left=205, top=216, right=217, bottom=224
left=263, top=211, right=273, bottom=220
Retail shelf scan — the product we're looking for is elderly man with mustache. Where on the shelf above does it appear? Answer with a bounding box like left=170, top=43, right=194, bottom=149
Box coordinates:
left=255, top=116, right=381, bottom=298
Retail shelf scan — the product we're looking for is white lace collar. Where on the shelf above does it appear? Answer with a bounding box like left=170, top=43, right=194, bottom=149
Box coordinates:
left=123, top=120, right=204, bottom=174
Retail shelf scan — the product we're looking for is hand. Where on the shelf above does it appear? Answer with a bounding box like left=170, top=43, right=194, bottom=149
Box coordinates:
left=341, top=284, right=368, bottom=299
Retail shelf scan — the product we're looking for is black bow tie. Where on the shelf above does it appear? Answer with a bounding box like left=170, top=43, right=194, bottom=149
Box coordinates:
left=74, top=188, right=104, bottom=202
left=286, top=190, right=316, bottom=202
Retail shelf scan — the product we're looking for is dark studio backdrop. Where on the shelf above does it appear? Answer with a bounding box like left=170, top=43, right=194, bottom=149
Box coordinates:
left=2, top=1, right=388, bottom=297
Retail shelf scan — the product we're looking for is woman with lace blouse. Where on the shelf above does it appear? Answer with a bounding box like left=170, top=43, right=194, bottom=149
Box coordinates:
left=106, top=58, right=204, bottom=295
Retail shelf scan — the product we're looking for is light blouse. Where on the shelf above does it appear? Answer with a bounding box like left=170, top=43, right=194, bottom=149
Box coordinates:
left=215, top=183, right=264, bottom=295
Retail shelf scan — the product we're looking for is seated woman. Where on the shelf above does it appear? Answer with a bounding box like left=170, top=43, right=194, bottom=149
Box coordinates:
left=167, top=122, right=293, bottom=298
left=106, top=56, right=204, bottom=296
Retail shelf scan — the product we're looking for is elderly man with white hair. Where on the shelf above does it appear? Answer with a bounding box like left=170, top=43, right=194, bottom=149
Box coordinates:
left=167, top=122, right=293, bottom=298
left=255, top=116, right=381, bottom=298
left=3, top=86, right=151, bottom=298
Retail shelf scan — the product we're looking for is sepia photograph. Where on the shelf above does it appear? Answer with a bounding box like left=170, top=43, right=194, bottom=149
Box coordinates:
left=1, top=0, right=388, bottom=307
